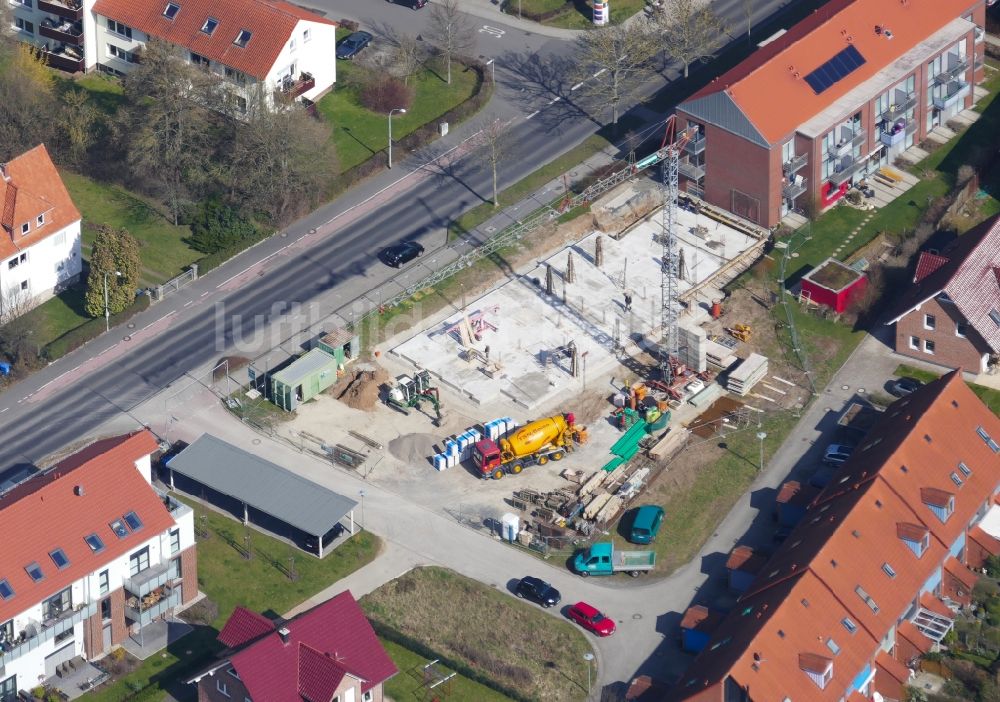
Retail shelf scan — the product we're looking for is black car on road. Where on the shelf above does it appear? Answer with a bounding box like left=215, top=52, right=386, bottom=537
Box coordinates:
left=379, top=241, right=424, bottom=267
left=515, top=576, right=561, bottom=608
left=336, top=31, right=373, bottom=60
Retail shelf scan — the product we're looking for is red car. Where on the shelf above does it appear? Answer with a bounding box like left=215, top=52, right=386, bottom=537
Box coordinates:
left=567, top=601, right=616, bottom=636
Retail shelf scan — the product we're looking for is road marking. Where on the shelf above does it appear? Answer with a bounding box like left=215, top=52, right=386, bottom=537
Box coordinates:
left=525, top=110, right=539, bottom=120
left=548, top=96, right=561, bottom=104
left=571, top=81, right=584, bottom=91
left=478, top=25, right=505, bottom=37
left=593, top=68, right=607, bottom=77
left=200, top=291, right=210, bottom=297
left=0, top=407, right=8, bottom=414
left=183, top=300, right=194, bottom=308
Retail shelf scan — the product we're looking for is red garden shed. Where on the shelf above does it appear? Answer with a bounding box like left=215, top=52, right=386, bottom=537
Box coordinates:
left=800, top=257, right=867, bottom=313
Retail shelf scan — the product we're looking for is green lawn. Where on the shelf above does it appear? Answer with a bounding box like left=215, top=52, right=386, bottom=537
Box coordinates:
left=60, top=170, right=201, bottom=287
left=63, top=72, right=127, bottom=115
left=894, top=364, right=1000, bottom=417
left=12, top=287, right=91, bottom=354
left=516, top=0, right=644, bottom=28
left=84, top=495, right=381, bottom=701
left=317, top=59, right=480, bottom=173
left=381, top=640, right=512, bottom=702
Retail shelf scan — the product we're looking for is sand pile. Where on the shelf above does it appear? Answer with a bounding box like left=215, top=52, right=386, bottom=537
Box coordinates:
left=388, top=433, right=440, bottom=465
left=328, top=362, right=389, bottom=411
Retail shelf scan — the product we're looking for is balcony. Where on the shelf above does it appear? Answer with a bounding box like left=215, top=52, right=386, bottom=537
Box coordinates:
left=683, top=134, right=706, bottom=155
left=933, top=81, right=971, bottom=110
left=125, top=586, right=183, bottom=627
left=0, top=602, right=97, bottom=667
left=678, top=160, right=705, bottom=181
left=783, top=176, right=807, bottom=200
left=880, top=122, right=906, bottom=147
left=42, top=46, right=84, bottom=72
left=157, top=488, right=192, bottom=521
left=828, top=158, right=865, bottom=186
left=276, top=72, right=315, bottom=100
left=124, top=560, right=180, bottom=598
left=37, top=0, right=82, bottom=20
left=975, top=27, right=985, bottom=44
left=935, top=54, right=969, bottom=84
left=39, top=18, right=83, bottom=45
left=885, top=91, right=918, bottom=117
left=783, top=152, right=807, bottom=175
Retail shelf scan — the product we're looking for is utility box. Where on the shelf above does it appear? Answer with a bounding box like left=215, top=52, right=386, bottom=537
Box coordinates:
left=800, top=257, right=867, bottom=314
left=439, top=122, right=449, bottom=137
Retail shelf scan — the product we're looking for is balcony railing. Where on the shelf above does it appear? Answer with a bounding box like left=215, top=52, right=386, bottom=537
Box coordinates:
left=684, top=135, right=706, bottom=155
left=783, top=177, right=807, bottom=200
left=935, top=55, right=969, bottom=84
left=783, top=152, right=807, bottom=175
left=905, top=120, right=918, bottom=135
left=39, top=18, right=83, bottom=45
left=880, top=125, right=906, bottom=147
left=37, top=0, right=82, bottom=20
left=0, top=602, right=96, bottom=667
left=124, top=560, right=180, bottom=598
left=156, top=488, right=192, bottom=520
left=125, top=587, right=183, bottom=627
left=42, top=47, right=84, bottom=72
left=277, top=72, right=315, bottom=100
left=678, top=160, right=705, bottom=181
left=829, top=159, right=865, bottom=186
left=933, top=81, right=971, bottom=110
left=885, top=91, right=918, bottom=117
left=975, top=27, right=985, bottom=44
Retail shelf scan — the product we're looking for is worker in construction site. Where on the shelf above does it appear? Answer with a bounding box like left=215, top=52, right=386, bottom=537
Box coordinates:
left=624, top=292, right=633, bottom=311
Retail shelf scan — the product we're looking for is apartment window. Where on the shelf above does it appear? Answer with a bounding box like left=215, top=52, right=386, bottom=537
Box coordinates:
left=781, top=140, right=794, bottom=164
left=170, top=528, right=181, bottom=554
left=217, top=678, right=230, bottom=698
left=924, top=339, right=935, bottom=355
left=7, top=259, right=17, bottom=270
left=100, top=598, right=111, bottom=621
left=234, top=29, right=252, bottom=47
left=906, top=75, right=915, bottom=95
left=303, top=28, right=311, bottom=42
left=363, top=692, right=373, bottom=702
left=929, top=55, right=943, bottom=81
left=224, top=67, right=247, bottom=85
left=190, top=52, right=209, bottom=67
left=14, top=18, right=34, bottom=35
left=201, top=17, right=218, bottom=35
left=107, top=19, right=132, bottom=39
left=909, top=335, right=919, bottom=350
left=44, top=587, right=72, bottom=619
left=36, top=213, right=45, bottom=227
left=108, top=45, right=136, bottom=63
left=128, top=546, right=150, bottom=576
left=234, top=95, right=247, bottom=113
left=0, top=674, right=16, bottom=702
left=99, top=569, right=109, bottom=595
left=12, top=0, right=31, bottom=6
left=924, top=314, right=936, bottom=330
left=0, top=619, right=12, bottom=644
left=20, top=222, right=29, bottom=236
left=875, top=90, right=889, bottom=117
left=289, top=37, right=296, bottom=51
left=163, top=2, right=180, bottom=19
left=19, top=281, right=27, bottom=291
left=54, top=629, right=73, bottom=644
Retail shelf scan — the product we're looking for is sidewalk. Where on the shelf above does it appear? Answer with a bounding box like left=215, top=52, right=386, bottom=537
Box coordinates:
left=456, top=0, right=583, bottom=40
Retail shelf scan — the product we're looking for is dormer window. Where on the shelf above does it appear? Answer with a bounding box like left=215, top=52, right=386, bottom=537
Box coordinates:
left=234, top=29, right=251, bottom=47
left=799, top=653, right=834, bottom=690
left=897, top=522, right=929, bottom=557
left=201, top=17, right=218, bottom=34
left=36, top=213, right=44, bottom=227
left=163, top=2, right=180, bottom=19
left=922, top=487, right=955, bottom=522
left=20, top=222, right=29, bottom=236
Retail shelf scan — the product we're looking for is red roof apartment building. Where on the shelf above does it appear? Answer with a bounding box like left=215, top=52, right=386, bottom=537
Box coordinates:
left=671, top=371, right=1000, bottom=702
left=887, top=214, right=1000, bottom=374
left=189, top=592, right=397, bottom=702
left=674, top=0, right=987, bottom=228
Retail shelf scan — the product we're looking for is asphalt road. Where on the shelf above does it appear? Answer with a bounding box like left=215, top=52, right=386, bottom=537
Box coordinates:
left=0, top=0, right=796, bottom=475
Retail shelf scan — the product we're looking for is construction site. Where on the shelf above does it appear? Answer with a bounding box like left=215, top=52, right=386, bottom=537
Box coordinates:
left=256, top=121, right=813, bottom=571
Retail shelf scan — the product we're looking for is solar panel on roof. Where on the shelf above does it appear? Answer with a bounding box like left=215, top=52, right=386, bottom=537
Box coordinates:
left=804, top=45, right=867, bottom=95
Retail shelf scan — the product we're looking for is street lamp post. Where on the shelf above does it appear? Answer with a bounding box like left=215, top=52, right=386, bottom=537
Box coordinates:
left=387, top=108, right=407, bottom=169
left=756, top=431, right=768, bottom=472
left=104, top=270, right=122, bottom=332
left=358, top=489, right=366, bottom=529
left=583, top=652, right=594, bottom=697
left=485, top=58, right=495, bottom=83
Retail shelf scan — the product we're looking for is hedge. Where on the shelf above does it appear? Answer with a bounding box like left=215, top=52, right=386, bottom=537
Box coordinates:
left=44, top=294, right=152, bottom=360
left=368, top=619, right=532, bottom=702
left=194, top=226, right=275, bottom=273
left=501, top=0, right=573, bottom=22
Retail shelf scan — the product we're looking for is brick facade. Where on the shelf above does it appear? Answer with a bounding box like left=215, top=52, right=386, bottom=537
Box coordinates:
left=894, top=295, right=991, bottom=372
left=82, top=608, right=103, bottom=660
left=109, top=588, right=128, bottom=645
left=179, top=545, right=198, bottom=605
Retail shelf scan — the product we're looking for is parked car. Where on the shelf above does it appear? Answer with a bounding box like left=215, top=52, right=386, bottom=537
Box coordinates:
left=823, top=443, right=855, bottom=466
left=515, top=576, right=561, bottom=608
left=628, top=505, right=664, bottom=545
left=888, top=376, right=923, bottom=397
left=379, top=241, right=424, bottom=267
left=336, top=31, right=373, bottom=59
left=390, top=0, right=427, bottom=7
left=567, top=601, right=616, bottom=636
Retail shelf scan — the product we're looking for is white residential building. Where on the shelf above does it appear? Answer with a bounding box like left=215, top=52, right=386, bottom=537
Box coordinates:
left=8, top=0, right=338, bottom=111
left=0, top=144, right=82, bottom=321
left=0, top=431, right=197, bottom=700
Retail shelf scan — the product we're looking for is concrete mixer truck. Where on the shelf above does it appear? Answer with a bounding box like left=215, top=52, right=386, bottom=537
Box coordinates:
left=472, top=413, right=583, bottom=480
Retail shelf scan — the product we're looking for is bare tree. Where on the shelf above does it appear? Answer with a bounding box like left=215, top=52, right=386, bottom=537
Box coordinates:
left=741, top=0, right=753, bottom=42
left=388, top=34, right=426, bottom=86
left=58, top=89, right=100, bottom=168
left=0, top=286, right=39, bottom=369
left=476, top=119, right=511, bottom=208
left=574, top=21, right=658, bottom=126
left=426, top=0, right=475, bottom=85
left=656, top=0, right=727, bottom=78
left=0, top=44, right=58, bottom=160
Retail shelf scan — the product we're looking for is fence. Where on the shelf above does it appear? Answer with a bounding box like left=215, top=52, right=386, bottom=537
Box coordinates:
left=149, top=265, right=198, bottom=303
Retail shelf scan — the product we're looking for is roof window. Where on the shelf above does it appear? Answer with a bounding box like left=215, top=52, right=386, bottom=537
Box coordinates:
left=163, top=2, right=179, bottom=19
left=826, top=638, right=840, bottom=655
left=234, top=29, right=252, bottom=47
left=25, top=562, right=44, bottom=582
left=977, top=426, right=1000, bottom=453
left=959, top=462, right=972, bottom=477
left=991, top=309, right=1000, bottom=327
left=49, top=548, right=70, bottom=570
left=85, top=533, right=105, bottom=553
left=123, top=511, right=143, bottom=532
left=950, top=472, right=964, bottom=487
left=201, top=17, right=218, bottom=34
left=855, top=585, right=879, bottom=613
left=0, top=579, right=13, bottom=600
left=842, top=617, right=857, bottom=633
left=882, top=562, right=896, bottom=578
left=110, top=518, right=129, bottom=539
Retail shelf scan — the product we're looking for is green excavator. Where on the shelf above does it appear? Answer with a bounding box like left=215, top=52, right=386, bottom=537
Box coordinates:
left=385, top=370, right=444, bottom=426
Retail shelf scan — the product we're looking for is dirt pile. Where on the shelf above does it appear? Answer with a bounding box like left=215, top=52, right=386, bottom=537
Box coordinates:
left=388, top=433, right=440, bottom=465
left=327, top=362, right=389, bottom=411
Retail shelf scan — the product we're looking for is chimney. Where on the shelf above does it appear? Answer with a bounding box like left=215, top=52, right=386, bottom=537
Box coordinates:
left=74, top=484, right=85, bottom=496
left=278, top=627, right=290, bottom=644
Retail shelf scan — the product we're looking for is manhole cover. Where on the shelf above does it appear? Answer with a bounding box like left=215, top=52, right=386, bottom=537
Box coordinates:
left=123, top=335, right=132, bottom=341
left=127, top=323, right=136, bottom=329
left=486, top=226, right=496, bottom=233
left=841, top=385, right=849, bottom=391
left=281, top=232, right=288, bottom=238
left=309, top=228, right=317, bottom=234
left=252, top=438, right=261, bottom=445
left=858, top=387, right=866, bottom=393
left=632, top=613, right=642, bottom=620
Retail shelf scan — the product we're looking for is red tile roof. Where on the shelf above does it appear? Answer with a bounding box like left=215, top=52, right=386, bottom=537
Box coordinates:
left=224, top=591, right=396, bottom=700
left=218, top=605, right=276, bottom=648
left=914, top=252, right=951, bottom=283
left=943, top=555, right=978, bottom=591
left=969, top=524, right=1000, bottom=558
left=672, top=371, right=1000, bottom=701
left=889, top=215, right=1000, bottom=352
left=725, top=545, right=766, bottom=573
left=0, top=144, right=81, bottom=261
left=684, top=0, right=976, bottom=144
left=875, top=650, right=910, bottom=686
left=0, top=431, right=169, bottom=623
left=297, top=643, right=349, bottom=702
left=897, top=619, right=932, bottom=656
left=680, top=605, right=722, bottom=634
left=91, top=0, right=335, bottom=80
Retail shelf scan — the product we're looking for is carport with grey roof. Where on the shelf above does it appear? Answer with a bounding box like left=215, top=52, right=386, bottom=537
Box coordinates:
left=165, top=434, right=357, bottom=557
